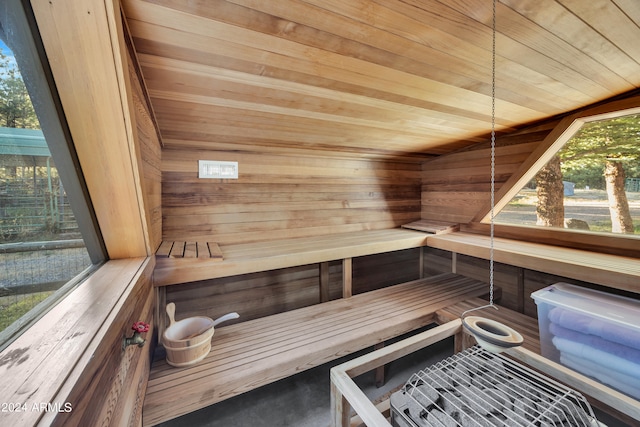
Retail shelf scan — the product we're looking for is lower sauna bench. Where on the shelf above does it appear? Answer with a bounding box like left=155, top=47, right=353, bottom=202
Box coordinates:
left=142, top=273, right=488, bottom=426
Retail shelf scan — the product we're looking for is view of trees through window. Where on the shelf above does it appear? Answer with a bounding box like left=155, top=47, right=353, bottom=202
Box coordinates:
left=495, top=113, right=640, bottom=235
left=0, top=40, right=91, bottom=343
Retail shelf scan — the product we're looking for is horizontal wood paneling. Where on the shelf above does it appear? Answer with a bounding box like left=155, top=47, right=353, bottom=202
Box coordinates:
left=421, top=121, right=558, bottom=224
left=454, top=254, right=521, bottom=312
left=352, top=248, right=421, bottom=294
left=162, top=248, right=421, bottom=336
left=422, top=247, right=453, bottom=277
left=162, top=149, right=421, bottom=244
left=165, top=265, right=323, bottom=326
left=123, top=0, right=640, bottom=159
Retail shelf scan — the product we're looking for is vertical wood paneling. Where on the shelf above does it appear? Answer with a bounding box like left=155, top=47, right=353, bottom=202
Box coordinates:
left=162, top=149, right=422, bottom=244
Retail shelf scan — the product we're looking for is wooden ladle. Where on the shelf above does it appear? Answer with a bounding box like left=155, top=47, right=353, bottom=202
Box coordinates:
left=165, top=302, right=239, bottom=340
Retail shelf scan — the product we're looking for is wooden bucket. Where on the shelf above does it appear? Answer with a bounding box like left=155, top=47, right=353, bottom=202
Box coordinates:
left=164, top=340, right=213, bottom=368
left=163, top=303, right=214, bottom=366
left=162, top=303, right=239, bottom=367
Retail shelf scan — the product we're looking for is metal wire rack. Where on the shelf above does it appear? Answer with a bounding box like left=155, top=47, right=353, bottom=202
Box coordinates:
left=390, top=345, right=602, bottom=427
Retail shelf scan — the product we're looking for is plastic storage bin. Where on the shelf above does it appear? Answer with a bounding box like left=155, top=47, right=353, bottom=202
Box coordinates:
left=531, top=283, right=640, bottom=400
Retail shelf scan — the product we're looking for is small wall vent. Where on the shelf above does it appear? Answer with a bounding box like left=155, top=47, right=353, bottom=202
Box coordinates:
left=198, top=160, right=238, bottom=179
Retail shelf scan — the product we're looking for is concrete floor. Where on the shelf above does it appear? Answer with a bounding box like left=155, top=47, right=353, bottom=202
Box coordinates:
left=158, top=331, right=629, bottom=427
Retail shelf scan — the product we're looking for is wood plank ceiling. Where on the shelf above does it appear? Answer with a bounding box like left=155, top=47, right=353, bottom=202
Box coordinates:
left=123, top=0, right=640, bottom=159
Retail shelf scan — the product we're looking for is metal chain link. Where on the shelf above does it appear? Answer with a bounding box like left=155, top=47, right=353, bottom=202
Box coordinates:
left=489, top=0, right=497, bottom=307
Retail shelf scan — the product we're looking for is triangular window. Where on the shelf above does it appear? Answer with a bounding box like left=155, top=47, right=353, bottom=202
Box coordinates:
left=492, top=110, right=640, bottom=236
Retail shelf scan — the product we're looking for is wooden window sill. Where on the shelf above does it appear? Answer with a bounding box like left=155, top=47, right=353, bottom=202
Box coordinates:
left=0, top=257, right=152, bottom=426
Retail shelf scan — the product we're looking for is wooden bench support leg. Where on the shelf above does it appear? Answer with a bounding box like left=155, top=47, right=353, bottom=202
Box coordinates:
left=452, top=252, right=457, bottom=274
left=374, top=342, right=386, bottom=388
left=320, top=262, right=330, bottom=302
left=343, top=257, right=352, bottom=298
left=156, top=286, right=166, bottom=346
left=453, top=330, right=465, bottom=354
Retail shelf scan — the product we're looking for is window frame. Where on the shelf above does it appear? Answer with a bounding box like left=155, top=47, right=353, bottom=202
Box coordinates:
left=1, top=0, right=106, bottom=262
left=0, top=0, right=107, bottom=350
left=470, top=95, right=640, bottom=257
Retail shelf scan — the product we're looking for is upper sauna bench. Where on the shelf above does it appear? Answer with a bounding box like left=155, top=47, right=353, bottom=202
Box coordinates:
left=153, top=225, right=454, bottom=286
left=427, top=231, right=640, bottom=295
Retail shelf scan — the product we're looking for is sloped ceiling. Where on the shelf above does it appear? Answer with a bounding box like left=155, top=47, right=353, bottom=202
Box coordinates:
left=123, top=0, right=640, bottom=159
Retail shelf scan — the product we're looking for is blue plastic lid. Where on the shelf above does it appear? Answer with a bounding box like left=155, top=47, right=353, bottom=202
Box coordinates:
left=531, top=283, right=640, bottom=330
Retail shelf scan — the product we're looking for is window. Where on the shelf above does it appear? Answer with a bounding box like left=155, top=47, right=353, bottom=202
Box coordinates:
left=0, top=2, right=106, bottom=351
left=494, top=112, right=640, bottom=236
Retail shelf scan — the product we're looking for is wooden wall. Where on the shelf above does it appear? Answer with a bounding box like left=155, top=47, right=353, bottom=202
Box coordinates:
left=127, top=27, right=163, bottom=253
left=162, top=149, right=422, bottom=244
left=47, top=33, right=162, bottom=426
left=421, top=120, right=559, bottom=224
left=162, top=248, right=421, bottom=328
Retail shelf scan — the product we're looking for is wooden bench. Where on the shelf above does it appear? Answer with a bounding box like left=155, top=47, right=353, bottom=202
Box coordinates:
left=154, top=228, right=433, bottom=286
left=427, top=231, right=640, bottom=294
left=142, top=273, right=489, bottom=426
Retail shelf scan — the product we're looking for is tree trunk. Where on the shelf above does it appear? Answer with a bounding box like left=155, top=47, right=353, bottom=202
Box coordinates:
left=604, top=160, right=634, bottom=233
left=536, top=155, right=565, bottom=227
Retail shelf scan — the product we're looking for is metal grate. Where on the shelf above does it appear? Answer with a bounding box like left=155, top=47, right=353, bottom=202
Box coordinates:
left=390, top=346, right=602, bottom=427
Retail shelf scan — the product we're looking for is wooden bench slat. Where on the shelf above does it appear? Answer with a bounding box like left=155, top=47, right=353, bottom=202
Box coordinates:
left=148, top=276, right=482, bottom=382
left=207, top=242, right=223, bottom=260
left=156, top=240, right=173, bottom=257
left=143, top=273, right=488, bottom=425
left=183, top=241, right=196, bottom=258
left=402, top=219, right=459, bottom=234
left=150, top=275, right=482, bottom=377
left=168, top=241, right=185, bottom=258
left=196, top=241, right=209, bottom=259
left=149, top=280, right=480, bottom=383
left=219, top=229, right=424, bottom=259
